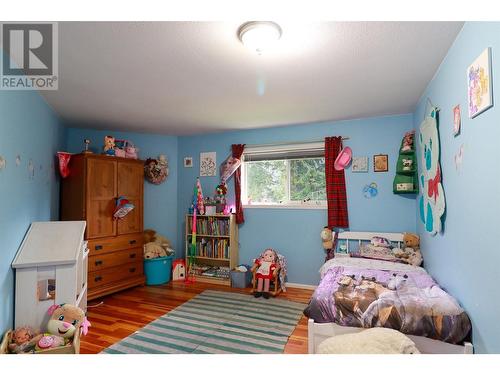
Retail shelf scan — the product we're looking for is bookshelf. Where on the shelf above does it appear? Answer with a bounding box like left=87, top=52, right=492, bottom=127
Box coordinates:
left=185, top=214, right=239, bottom=286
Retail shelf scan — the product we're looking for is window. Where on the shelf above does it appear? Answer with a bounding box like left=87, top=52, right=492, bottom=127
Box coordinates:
left=241, top=142, right=326, bottom=208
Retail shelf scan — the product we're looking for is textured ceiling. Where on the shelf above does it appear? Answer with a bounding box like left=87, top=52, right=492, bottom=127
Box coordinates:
left=40, top=21, right=463, bottom=135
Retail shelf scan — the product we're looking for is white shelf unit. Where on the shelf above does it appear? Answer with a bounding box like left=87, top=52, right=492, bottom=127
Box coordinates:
left=12, top=221, right=88, bottom=331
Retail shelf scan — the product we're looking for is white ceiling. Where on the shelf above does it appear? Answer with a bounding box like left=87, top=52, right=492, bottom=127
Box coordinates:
left=41, top=21, right=463, bottom=135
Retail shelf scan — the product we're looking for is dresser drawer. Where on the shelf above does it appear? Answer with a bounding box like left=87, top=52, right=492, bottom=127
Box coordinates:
left=87, top=233, right=143, bottom=255
left=88, top=261, right=144, bottom=289
left=89, top=247, right=143, bottom=272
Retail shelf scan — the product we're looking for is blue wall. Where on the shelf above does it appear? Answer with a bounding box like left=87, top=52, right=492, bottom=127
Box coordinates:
left=178, top=114, right=416, bottom=285
left=0, top=84, right=65, bottom=335
left=65, top=128, right=179, bottom=250
left=414, top=22, right=500, bottom=353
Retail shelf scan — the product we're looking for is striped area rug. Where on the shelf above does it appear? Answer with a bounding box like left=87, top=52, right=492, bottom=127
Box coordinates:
left=102, top=289, right=306, bottom=354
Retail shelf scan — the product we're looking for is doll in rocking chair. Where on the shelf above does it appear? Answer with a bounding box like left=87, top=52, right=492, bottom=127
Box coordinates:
left=251, top=248, right=278, bottom=299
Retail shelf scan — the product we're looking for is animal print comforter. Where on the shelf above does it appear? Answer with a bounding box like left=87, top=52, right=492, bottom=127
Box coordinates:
left=304, top=258, right=471, bottom=344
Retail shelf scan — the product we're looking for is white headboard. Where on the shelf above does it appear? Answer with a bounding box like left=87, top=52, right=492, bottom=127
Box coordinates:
left=336, top=231, right=404, bottom=253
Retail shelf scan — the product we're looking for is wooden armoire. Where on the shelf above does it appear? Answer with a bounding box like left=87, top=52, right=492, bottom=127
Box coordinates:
left=60, top=153, right=145, bottom=300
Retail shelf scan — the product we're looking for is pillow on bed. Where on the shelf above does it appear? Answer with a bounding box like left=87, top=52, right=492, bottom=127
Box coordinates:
left=358, top=243, right=398, bottom=261
left=370, top=236, right=392, bottom=248
left=356, top=244, right=423, bottom=266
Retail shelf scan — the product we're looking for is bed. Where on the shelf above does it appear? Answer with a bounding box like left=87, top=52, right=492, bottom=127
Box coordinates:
left=305, top=231, right=473, bottom=354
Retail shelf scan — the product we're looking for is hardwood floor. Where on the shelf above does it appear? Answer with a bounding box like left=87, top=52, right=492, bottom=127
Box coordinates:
left=80, top=281, right=313, bottom=354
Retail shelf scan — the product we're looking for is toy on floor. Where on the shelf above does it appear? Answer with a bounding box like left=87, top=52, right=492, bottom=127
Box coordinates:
left=36, top=303, right=90, bottom=352
left=8, top=326, right=42, bottom=353
left=172, top=259, right=186, bottom=280
left=143, top=229, right=175, bottom=259
left=251, top=248, right=278, bottom=299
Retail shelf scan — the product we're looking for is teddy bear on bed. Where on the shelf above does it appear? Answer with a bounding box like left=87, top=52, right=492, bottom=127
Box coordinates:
left=392, top=233, right=423, bottom=266
left=251, top=248, right=278, bottom=299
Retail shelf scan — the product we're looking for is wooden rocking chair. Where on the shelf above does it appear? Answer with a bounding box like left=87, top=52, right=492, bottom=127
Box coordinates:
left=250, top=264, right=283, bottom=297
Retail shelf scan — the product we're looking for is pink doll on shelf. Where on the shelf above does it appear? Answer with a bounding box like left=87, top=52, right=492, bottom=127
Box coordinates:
left=251, top=248, right=278, bottom=299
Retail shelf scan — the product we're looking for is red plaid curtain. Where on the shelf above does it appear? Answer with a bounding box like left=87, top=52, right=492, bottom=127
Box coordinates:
left=232, top=144, right=245, bottom=224
left=325, top=137, right=349, bottom=229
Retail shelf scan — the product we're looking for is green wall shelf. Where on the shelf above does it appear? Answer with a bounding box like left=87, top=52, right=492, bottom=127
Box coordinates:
left=393, top=131, right=418, bottom=195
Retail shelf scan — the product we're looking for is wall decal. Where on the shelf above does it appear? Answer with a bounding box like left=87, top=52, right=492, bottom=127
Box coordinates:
left=200, top=152, right=216, bottom=176
left=363, top=182, right=378, bottom=198
left=453, top=104, right=461, bottom=136
left=454, top=144, right=464, bottom=172
left=419, top=107, right=445, bottom=236
left=28, top=159, right=35, bottom=179
left=467, top=47, right=493, bottom=118
left=352, top=156, right=368, bottom=172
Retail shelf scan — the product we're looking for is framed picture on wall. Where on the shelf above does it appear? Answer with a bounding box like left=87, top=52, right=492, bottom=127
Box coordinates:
left=352, top=156, right=368, bottom=172
left=183, top=157, right=193, bottom=168
left=467, top=47, right=493, bottom=118
left=373, top=154, right=388, bottom=172
left=200, top=152, right=217, bottom=176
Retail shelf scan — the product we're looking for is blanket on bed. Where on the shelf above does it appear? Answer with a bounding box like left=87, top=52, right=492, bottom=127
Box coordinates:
left=304, top=258, right=471, bottom=344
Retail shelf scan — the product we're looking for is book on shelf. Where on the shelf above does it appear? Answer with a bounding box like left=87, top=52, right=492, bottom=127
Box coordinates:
left=187, top=238, right=230, bottom=259
left=187, top=216, right=230, bottom=236
left=190, top=264, right=230, bottom=279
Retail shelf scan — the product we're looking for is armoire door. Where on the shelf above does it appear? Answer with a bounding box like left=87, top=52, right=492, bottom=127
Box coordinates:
left=86, top=158, right=117, bottom=239
left=116, top=161, right=143, bottom=235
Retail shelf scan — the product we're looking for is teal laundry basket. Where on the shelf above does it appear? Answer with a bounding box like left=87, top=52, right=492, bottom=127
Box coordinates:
left=144, top=256, right=173, bottom=285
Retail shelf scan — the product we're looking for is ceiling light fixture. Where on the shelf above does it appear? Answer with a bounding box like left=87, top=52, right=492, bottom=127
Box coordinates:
left=238, top=21, right=282, bottom=54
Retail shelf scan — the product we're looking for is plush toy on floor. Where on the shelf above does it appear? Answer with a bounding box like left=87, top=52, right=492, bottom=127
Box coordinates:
left=251, top=248, right=278, bottom=299
left=8, top=326, right=42, bottom=353
left=36, top=303, right=90, bottom=352
left=143, top=229, right=175, bottom=259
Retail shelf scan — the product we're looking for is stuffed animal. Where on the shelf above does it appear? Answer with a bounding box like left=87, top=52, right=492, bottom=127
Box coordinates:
left=320, top=227, right=335, bottom=250
left=8, top=326, right=42, bottom=353
left=403, top=233, right=419, bottom=249
left=143, top=229, right=174, bottom=258
left=143, top=229, right=171, bottom=248
left=393, top=233, right=422, bottom=266
left=144, top=242, right=168, bottom=259
left=401, top=131, right=415, bottom=152
left=402, top=159, right=413, bottom=171
left=103, top=135, right=115, bottom=156
left=251, top=249, right=278, bottom=299
left=36, top=304, right=90, bottom=351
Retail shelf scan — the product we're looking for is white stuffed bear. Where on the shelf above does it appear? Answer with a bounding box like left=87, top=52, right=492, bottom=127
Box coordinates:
left=144, top=242, right=168, bottom=259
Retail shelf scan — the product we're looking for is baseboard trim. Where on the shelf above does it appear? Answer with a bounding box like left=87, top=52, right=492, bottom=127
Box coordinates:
left=286, top=282, right=317, bottom=290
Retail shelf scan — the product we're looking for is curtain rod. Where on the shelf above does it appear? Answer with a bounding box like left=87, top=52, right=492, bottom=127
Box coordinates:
left=244, top=137, right=349, bottom=148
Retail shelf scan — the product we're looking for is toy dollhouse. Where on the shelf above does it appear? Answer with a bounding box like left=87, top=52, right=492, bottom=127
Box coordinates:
left=11, top=221, right=88, bottom=330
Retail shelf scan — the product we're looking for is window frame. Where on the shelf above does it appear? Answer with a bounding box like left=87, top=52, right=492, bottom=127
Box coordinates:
left=241, top=142, right=327, bottom=210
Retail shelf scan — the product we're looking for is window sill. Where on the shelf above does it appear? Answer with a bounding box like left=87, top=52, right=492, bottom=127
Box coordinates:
left=242, top=204, right=327, bottom=210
